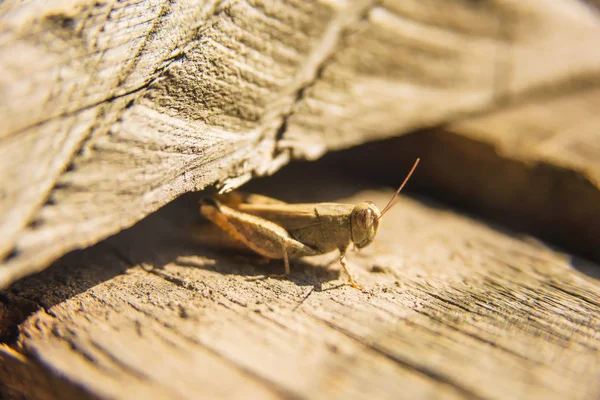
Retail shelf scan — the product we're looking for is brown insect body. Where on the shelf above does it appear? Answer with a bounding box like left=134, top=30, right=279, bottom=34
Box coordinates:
left=199, top=159, right=419, bottom=290
left=237, top=201, right=380, bottom=253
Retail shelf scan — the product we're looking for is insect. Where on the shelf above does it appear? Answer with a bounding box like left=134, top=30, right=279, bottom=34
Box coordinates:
left=199, top=159, right=420, bottom=289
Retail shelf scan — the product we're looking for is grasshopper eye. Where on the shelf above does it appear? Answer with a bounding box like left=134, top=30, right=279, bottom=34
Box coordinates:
left=351, top=202, right=381, bottom=249
left=358, top=208, right=374, bottom=230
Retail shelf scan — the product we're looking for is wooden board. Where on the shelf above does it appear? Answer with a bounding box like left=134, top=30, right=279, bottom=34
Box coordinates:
left=2, top=0, right=600, bottom=288
left=1, top=163, right=599, bottom=399
left=325, top=85, right=600, bottom=262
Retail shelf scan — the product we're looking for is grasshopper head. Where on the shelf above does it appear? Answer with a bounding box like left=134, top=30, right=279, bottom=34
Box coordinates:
left=350, top=202, right=381, bottom=249
left=350, top=158, right=420, bottom=250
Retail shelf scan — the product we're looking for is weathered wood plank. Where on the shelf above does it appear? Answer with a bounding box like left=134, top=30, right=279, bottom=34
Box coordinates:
left=331, top=85, right=600, bottom=262
left=2, top=0, right=600, bottom=288
left=1, top=163, right=599, bottom=399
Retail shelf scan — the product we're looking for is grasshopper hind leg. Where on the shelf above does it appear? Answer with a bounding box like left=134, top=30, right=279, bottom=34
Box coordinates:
left=200, top=199, right=315, bottom=276
left=281, top=242, right=290, bottom=275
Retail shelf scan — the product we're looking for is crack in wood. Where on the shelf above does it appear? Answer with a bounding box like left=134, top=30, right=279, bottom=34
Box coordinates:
left=272, top=0, right=380, bottom=157
left=315, top=316, right=489, bottom=400
left=103, top=287, right=303, bottom=400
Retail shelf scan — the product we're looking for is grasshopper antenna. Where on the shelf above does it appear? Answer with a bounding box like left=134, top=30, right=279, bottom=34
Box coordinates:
left=377, top=158, right=420, bottom=220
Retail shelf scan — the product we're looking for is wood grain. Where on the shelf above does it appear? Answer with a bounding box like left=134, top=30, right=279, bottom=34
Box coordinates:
left=1, top=165, right=599, bottom=399
left=326, top=84, right=600, bottom=262
left=2, top=0, right=600, bottom=287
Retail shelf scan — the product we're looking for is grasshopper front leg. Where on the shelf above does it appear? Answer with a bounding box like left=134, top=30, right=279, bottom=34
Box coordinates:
left=200, top=198, right=316, bottom=275
left=339, top=246, right=364, bottom=290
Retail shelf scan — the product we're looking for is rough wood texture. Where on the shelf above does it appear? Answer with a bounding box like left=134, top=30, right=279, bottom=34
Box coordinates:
left=2, top=0, right=600, bottom=288
left=1, top=163, right=599, bottom=399
left=327, top=85, right=600, bottom=263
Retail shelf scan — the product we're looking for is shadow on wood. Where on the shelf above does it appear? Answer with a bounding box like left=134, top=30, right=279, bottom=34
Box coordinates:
left=1, top=156, right=599, bottom=399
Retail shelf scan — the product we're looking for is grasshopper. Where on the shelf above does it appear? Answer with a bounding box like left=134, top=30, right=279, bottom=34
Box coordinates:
left=199, top=159, right=419, bottom=289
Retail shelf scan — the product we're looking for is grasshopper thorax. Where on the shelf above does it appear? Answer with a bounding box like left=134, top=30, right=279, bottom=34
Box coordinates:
left=350, top=201, right=381, bottom=249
